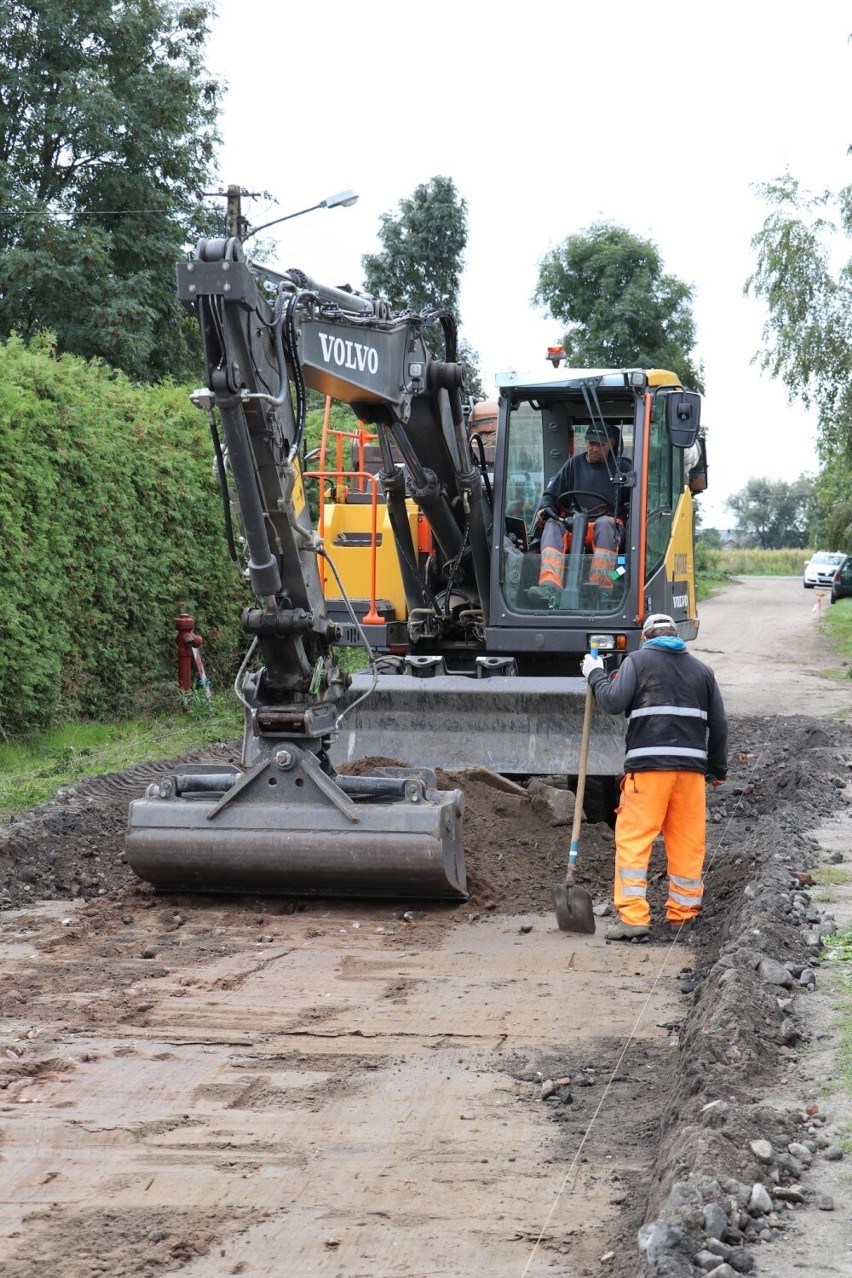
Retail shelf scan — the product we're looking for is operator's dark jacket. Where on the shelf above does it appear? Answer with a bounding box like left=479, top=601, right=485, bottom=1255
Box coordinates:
left=587, top=640, right=728, bottom=781
left=541, top=452, right=632, bottom=518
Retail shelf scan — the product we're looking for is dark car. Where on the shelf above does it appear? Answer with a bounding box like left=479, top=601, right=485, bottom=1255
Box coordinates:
left=830, top=555, right=852, bottom=604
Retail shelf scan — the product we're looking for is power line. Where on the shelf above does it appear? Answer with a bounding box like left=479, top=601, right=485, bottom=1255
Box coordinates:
left=4, top=204, right=226, bottom=217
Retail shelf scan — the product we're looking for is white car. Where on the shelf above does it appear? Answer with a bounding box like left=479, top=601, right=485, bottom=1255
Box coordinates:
left=803, top=550, right=846, bottom=589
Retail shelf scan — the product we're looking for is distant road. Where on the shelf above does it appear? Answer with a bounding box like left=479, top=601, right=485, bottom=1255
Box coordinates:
left=692, top=576, right=852, bottom=717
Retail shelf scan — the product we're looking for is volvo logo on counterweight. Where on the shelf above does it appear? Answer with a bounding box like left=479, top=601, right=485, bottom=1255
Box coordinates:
left=318, top=332, right=379, bottom=375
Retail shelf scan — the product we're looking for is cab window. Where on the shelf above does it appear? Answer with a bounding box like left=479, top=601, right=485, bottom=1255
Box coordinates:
left=505, top=404, right=545, bottom=536
left=645, top=393, right=673, bottom=578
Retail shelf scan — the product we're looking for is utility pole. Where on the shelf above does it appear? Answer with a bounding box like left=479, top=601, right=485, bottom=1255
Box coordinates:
left=202, top=185, right=258, bottom=242
left=202, top=184, right=357, bottom=244
left=225, top=184, right=248, bottom=241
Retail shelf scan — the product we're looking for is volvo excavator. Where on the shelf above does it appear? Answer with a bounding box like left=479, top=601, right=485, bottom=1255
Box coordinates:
left=126, top=235, right=704, bottom=901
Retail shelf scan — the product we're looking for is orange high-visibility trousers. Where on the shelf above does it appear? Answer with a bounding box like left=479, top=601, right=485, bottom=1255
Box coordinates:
left=613, top=770, right=706, bottom=926
left=537, top=519, right=570, bottom=589
left=538, top=520, right=600, bottom=589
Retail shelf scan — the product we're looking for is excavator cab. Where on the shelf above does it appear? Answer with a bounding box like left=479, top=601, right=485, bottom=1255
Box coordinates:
left=499, top=397, right=632, bottom=618
left=486, top=367, right=702, bottom=651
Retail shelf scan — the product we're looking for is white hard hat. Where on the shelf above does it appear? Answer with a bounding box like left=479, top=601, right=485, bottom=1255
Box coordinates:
left=641, top=613, right=677, bottom=638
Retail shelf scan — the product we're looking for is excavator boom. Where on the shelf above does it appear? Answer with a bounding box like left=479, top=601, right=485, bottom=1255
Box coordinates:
left=126, top=238, right=470, bottom=900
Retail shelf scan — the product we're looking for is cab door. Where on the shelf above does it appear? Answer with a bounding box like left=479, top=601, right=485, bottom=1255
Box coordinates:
left=642, top=391, right=698, bottom=634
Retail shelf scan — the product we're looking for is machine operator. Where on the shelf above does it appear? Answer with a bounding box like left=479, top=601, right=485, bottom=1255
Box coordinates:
left=527, top=422, right=630, bottom=606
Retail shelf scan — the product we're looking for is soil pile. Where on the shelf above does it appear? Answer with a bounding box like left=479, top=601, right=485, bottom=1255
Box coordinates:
left=0, top=742, right=599, bottom=911
left=1, top=717, right=845, bottom=924
left=0, top=744, right=241, bottom=909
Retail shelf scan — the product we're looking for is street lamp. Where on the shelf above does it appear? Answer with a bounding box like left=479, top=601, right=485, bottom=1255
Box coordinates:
left=244, top=189, right=358, bottom=241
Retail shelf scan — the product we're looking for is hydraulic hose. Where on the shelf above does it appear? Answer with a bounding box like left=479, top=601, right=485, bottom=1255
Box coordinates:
left=469, top=433, right=494, bottom=509
left=206, top=410, right=242, bottom=571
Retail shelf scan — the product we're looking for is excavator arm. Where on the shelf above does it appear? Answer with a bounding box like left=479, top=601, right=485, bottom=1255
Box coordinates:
left=125, top=237, right=468, bottom=900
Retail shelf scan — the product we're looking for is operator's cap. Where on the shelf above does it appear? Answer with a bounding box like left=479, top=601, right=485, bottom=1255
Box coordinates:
left=641, top=613, right=677, bottom=638
left=584, top=422, right=619, bottom=444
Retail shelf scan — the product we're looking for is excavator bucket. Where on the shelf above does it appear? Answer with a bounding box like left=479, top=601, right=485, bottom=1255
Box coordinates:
left=329, top=673, right=626, bottom=777
left=126, top=753, right=466, bottom=901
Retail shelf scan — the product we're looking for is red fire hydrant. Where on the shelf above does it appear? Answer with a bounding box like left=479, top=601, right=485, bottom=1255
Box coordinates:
left=175, top=613, right=212, bottom=700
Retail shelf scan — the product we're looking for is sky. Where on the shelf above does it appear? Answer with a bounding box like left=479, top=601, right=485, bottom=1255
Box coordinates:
left=203, top=1, right=852, bottom=528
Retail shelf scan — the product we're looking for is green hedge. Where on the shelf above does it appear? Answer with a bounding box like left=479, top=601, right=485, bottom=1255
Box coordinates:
left=0, top=334, right=250, bottom=737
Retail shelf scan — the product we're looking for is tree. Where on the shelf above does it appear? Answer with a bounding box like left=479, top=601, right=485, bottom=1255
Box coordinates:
left=724, top=475, right=813, bottom=549
left=746, top=173, right=852, bottom=464
left=808, top=464, right=852, bottom=552
left=533, top=221, right=704, bottom=391
left=362, top=176, right=483, bottom=398
left=0, top=0, right=221, bottom=382
left=696, top=527, right=723, bottom=549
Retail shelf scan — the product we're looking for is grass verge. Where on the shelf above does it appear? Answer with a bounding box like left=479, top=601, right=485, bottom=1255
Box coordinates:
left=810, top=867, right=852, bottom=888
left=823, top=598, right=852, bottom=677
left=696, top=574, right=731, bottom=602
left=0, top=692, right=242, bottom=823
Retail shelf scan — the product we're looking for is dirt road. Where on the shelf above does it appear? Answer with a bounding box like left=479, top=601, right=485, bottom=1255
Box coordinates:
left=0, top=899, right=686, bottom=1277
left=693, top=575, right=852, bottom=716
left=1, top=578, right=851, bottom=1277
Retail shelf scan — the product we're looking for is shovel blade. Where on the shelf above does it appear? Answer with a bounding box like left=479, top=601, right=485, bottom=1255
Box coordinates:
left=552, top=882, right=596, bottom=934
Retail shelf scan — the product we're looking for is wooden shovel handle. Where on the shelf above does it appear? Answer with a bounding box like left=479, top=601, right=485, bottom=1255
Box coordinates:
left=570, top=681, right=595, bottom=848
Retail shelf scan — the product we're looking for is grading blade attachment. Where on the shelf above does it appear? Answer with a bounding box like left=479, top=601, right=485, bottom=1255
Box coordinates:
left=126, top=752, right=466, bottom=900
left=330, top=674, right=626, bottom=776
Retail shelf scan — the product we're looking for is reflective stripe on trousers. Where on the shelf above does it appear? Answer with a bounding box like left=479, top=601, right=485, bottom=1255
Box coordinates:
left=613, top=770, right=706, bottom=926
left=538, top=520, right=566, bottom=588
left=588, top=517, right=621, bottom=588
left=538, top=515, right=621, bottom=589
left=588, top=547, right=616, bottom=588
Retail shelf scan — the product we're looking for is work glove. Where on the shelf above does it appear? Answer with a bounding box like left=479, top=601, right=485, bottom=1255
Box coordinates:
left=581, top=653, right=604, bottom=680
left=534, top=505, right=557, bottom=529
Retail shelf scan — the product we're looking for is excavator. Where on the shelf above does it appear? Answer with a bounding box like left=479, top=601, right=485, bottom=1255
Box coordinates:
left=125, top=236, right=704, bottom=901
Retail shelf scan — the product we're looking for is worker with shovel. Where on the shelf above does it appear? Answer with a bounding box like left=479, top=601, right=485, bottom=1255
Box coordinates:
left=581, top=613, right=728, bottom=941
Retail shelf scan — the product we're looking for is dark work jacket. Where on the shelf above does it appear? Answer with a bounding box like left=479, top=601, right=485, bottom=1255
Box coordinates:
left=541, top=452, right=631, bottom=519
left=588, top=642, right=728, bottom=780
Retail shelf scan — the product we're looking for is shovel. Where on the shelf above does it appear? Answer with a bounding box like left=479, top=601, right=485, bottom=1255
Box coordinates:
left=552, top=666, right=597, bottom=934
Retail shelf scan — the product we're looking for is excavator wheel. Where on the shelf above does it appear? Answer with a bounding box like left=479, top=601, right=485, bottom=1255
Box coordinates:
left=373, top=653, right=406, bottom=674
left=581, top=775, right=619, bottom=828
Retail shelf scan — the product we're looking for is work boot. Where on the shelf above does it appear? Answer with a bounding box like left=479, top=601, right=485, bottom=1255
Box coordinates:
left=669, top=918, right=696, bottom=939
left=526, top=583, right=559, bottom=608
left=604, top=919, right=650, bottom=941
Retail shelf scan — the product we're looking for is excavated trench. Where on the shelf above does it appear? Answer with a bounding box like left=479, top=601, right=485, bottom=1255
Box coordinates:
left=0, top=712, right=849, bottom=1276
